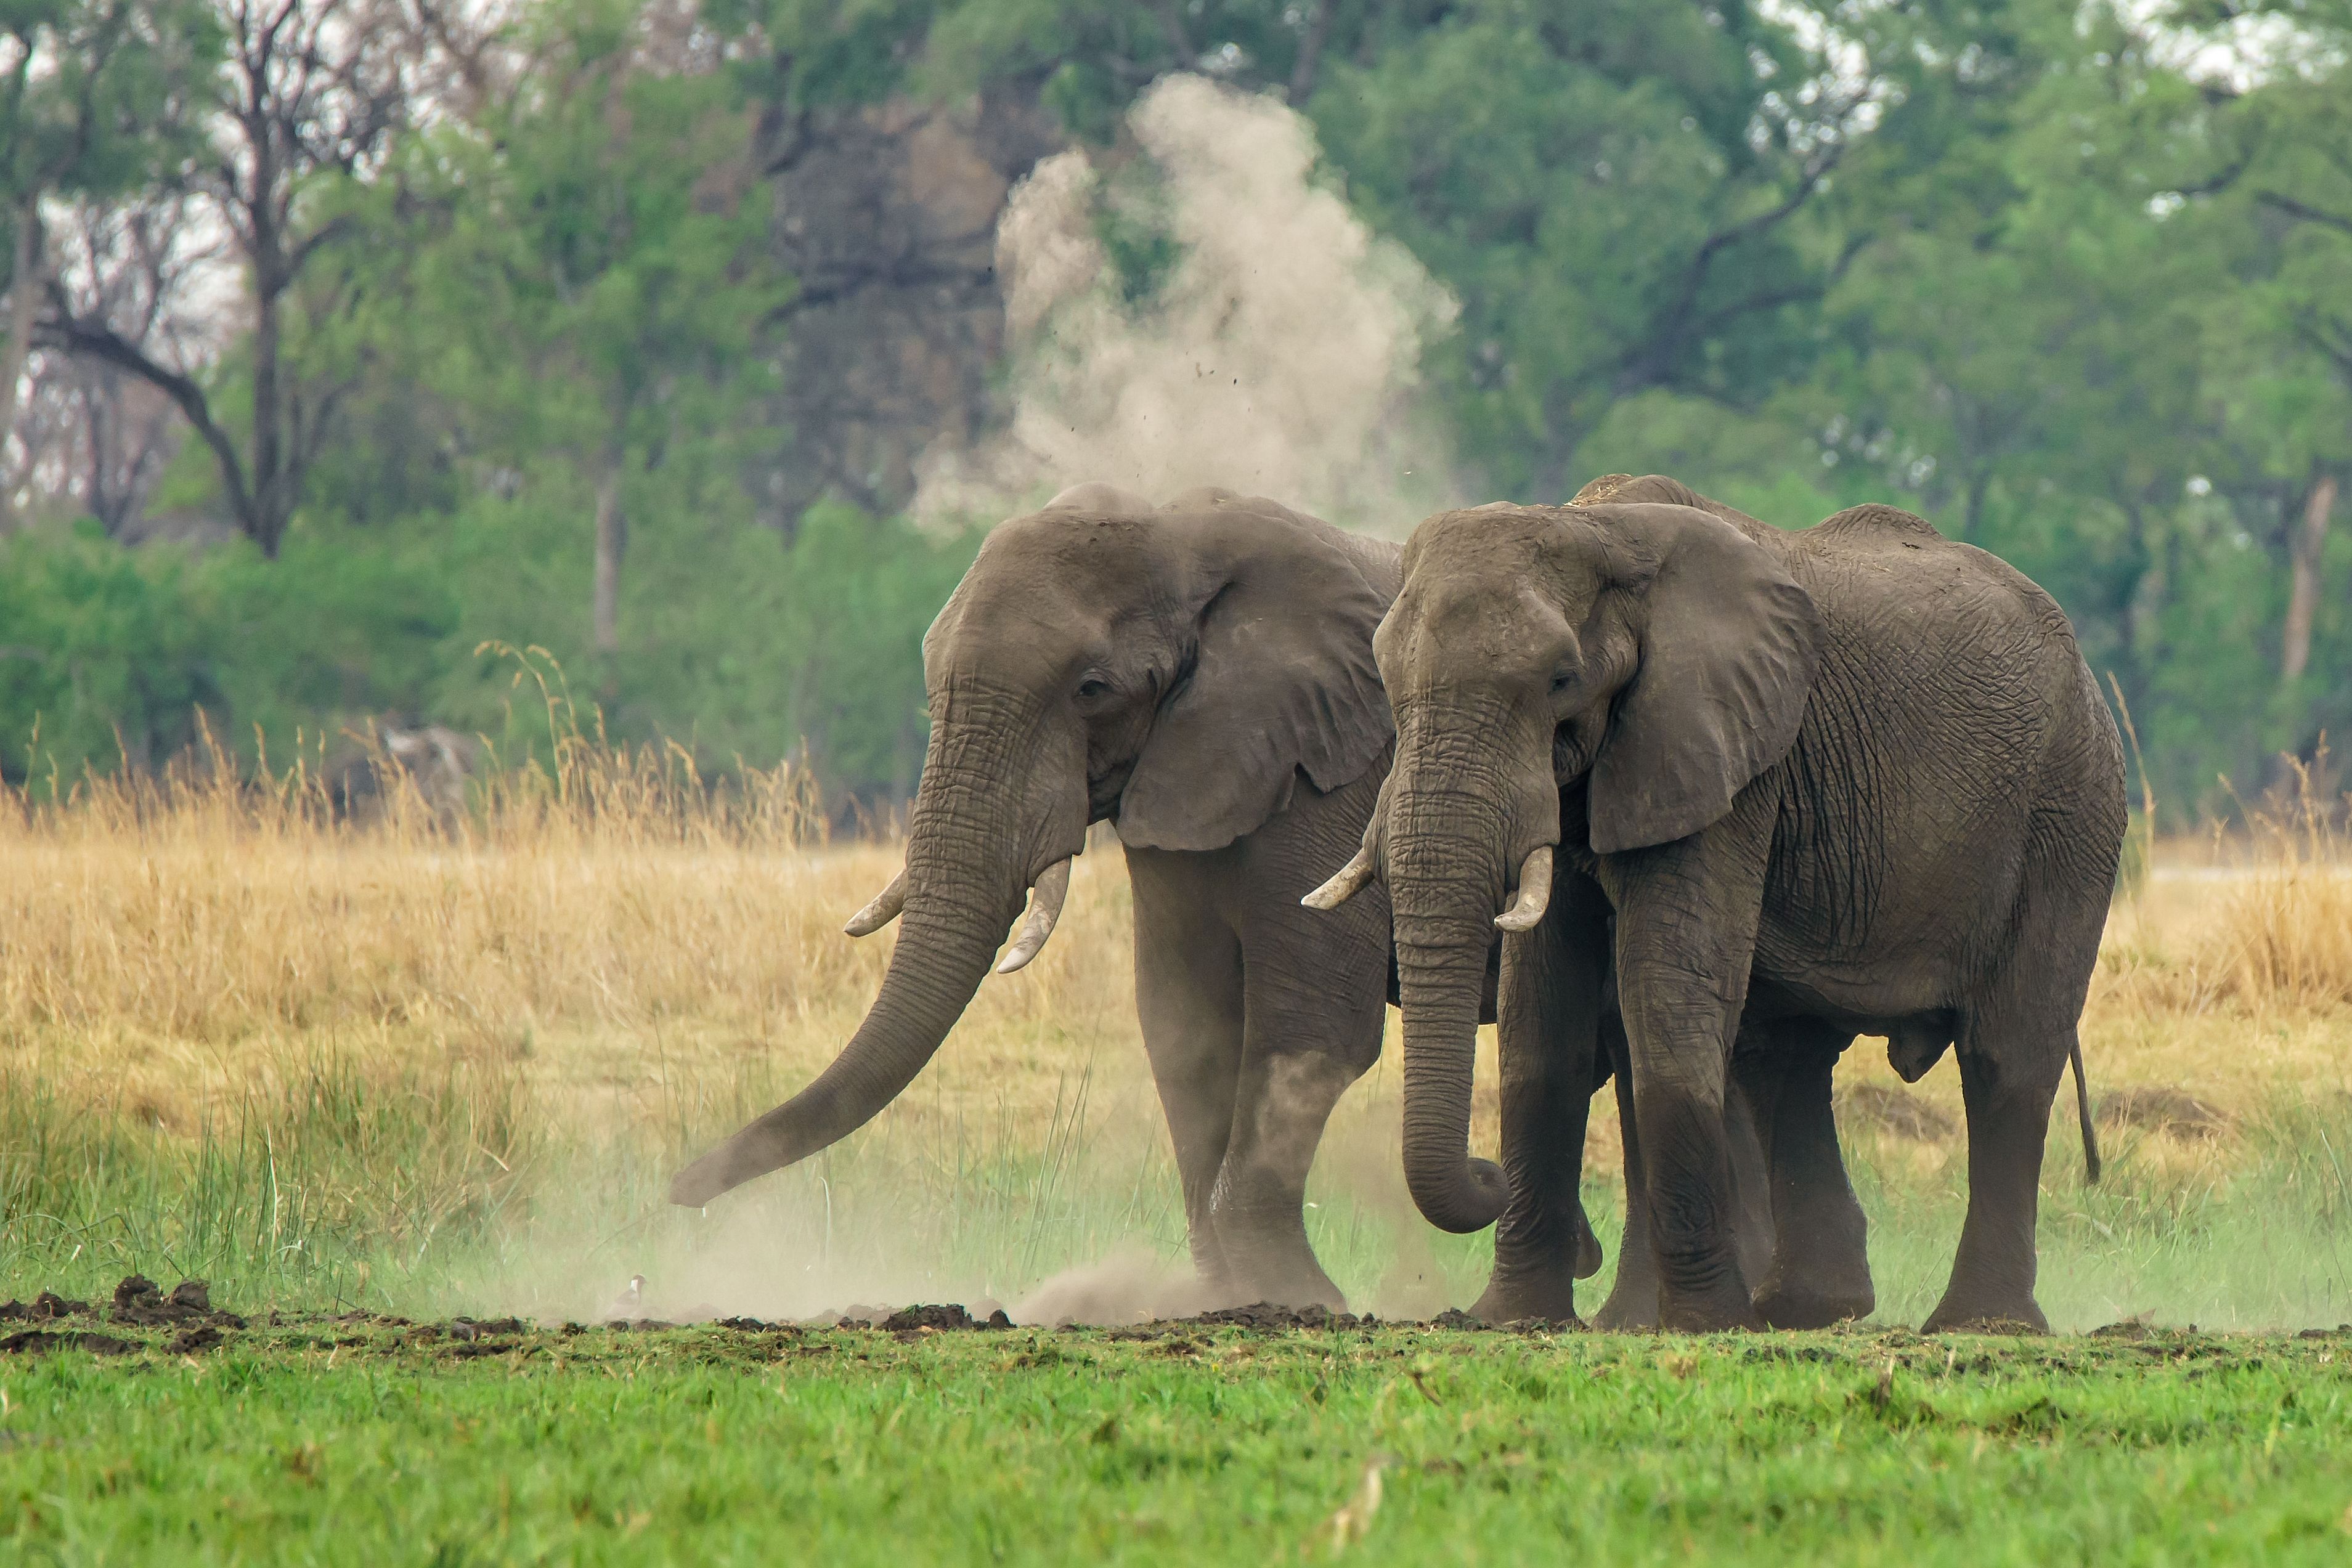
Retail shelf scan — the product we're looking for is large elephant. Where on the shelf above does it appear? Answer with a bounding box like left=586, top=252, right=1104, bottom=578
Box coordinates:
left=669, top=482, right=1496, bottom=1310
left=1312, top=475, right=2119, bottom=1333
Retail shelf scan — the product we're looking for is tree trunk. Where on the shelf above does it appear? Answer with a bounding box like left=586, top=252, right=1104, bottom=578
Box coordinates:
left=0, top=198, right=42, bottom=530
left=593, top=457, right=625, bottom=655
left=2282, top=474, right=2337, bottom=685
left=249, top=239, right=285, bottom=556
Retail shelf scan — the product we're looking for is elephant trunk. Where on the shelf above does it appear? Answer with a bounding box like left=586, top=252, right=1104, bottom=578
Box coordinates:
left=669, top=717, right=1042, bottom=1207
left=1386, top=775, right=1515, bottom=1235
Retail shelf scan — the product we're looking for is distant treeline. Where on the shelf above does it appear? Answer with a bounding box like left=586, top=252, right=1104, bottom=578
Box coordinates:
left=1, top=0, right=2345, bottom=823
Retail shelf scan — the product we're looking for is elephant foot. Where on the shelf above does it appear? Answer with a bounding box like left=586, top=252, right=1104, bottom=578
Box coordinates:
left=1470, top=1270, right=1584, bottom=1328
left=1752, top=1278, right=1873, bottom=1331
left=1920, top=1291, right=2049, bottom=1336
left=1659, top=1275, right=1765, bottom=1333
left=1226, top=1258, right=1348, bottom=1315
left=1591, top=1281, right=1660, bottom=1332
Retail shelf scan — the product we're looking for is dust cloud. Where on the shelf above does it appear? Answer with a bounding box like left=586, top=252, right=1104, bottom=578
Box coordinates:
left=914, top=73, right=1462, bottom=534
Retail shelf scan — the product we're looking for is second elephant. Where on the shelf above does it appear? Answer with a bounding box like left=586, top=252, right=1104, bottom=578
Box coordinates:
left=1317, top=475, right=2117, bottom=1333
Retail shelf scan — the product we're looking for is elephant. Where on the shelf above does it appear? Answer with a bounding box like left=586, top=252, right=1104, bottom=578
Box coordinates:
left=1309, top=474, right=2118, bottom=1333
left=325, top=718, right=479, bottom=830
left=668, top=481, right=1548, bottom=1311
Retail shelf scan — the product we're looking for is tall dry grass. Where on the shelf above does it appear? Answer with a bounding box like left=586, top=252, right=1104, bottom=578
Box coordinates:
left=3, top=712, right=2351, bottom=1323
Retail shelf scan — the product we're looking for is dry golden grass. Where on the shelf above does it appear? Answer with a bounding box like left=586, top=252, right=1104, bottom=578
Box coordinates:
left=3, top=731, right=2348, bottom=1229
left=0, top=762, right=1153, bottom=1156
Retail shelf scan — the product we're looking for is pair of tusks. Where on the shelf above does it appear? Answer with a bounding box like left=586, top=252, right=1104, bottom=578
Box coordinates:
left=1300, top=844, right=1554, bottom=933
left=840, top=858, right=1073, bottom=975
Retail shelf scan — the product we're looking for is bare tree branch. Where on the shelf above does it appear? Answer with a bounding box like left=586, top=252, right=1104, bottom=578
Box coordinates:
left=2259, top=190, right=2352, bottom=237
left=36, top=277, right=259, bottom=529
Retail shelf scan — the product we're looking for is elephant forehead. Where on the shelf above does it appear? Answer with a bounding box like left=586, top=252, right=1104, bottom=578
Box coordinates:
left=1381, top=575, right=1560, bottom=673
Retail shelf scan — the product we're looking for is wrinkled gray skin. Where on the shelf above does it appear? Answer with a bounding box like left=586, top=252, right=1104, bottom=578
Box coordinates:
left=1340, top=475, right=2122, bottom=1333
left=669, top=484, right=1479, bottom=1309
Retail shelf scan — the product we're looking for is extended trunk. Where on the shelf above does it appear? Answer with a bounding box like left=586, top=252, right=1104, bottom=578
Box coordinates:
left=669, top=719, right=1031, bottom=1205
left=1386, top=778, right=1515, bottom=1234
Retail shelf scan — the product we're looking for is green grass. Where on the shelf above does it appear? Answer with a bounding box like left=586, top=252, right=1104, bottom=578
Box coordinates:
left=12, top=1052, right=2352, bottom=1332
left=4, top=1317, right=2351, bottom=1564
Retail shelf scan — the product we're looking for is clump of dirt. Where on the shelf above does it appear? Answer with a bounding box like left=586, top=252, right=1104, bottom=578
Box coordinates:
left=1, top=1328, right=137, bottom=1356
left=1839, top=1084, right=1957, bottom=1142
left=111, top=1276, right=246, bottom=1330
left=2098, top=1087, right=2227, bottom=1139
left=0, top=1291, right=92, bottom=1322
left=1186, top=1302, right=1373, bottom=1332
left=880, top=1304, right=1014, bottom=1332
left=447, top=1317, right=526, bottom=1341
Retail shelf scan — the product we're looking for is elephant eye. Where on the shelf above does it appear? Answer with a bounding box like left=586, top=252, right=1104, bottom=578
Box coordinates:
left=1076, top=678, right=1112, bottom=700
left=1549, top=667, right=1577, bottom=694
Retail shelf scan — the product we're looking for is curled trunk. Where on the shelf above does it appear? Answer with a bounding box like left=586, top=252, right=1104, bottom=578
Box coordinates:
left=1388, top=799, right=1513, bottom=1233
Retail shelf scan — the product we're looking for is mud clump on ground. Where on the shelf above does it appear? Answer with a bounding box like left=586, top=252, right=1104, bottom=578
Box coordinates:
left=0, top=1328, right=138, bottom=1356
left=882, top=1304, right=1014, bottom=1332
left=1189, top=1302, right=1372, bottom=1332
left=110, top=1275, right=247, bottom=1330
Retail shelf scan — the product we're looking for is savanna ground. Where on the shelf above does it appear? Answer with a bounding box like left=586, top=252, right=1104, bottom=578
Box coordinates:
left=4, top=737, right=2352, bottom=1562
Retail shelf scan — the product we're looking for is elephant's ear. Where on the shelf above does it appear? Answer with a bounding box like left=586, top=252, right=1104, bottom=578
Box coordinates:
left=1117, top=498, right=1397, bottom=853
left=1587, top=503, right=1821, bottom=855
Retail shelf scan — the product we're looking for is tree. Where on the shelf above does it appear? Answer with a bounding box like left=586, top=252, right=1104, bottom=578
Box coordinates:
left=0, top=0, right=214, bottom=526
left=386, top=0, right=786, bottom=658
left=36, top=0, right=412, bottom=555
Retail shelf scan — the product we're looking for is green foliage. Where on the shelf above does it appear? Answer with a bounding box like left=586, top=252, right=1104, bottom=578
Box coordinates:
left=0, top=500, right=974, bottom=803
left=4, top=0, right=2350, bottom=818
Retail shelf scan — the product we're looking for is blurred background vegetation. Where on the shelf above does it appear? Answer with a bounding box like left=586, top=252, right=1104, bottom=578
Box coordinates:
left=2, top=0, right=2347, bottom=823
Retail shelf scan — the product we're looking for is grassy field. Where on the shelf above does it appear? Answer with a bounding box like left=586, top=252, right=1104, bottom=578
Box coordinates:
left=3, top=742, right=2351, bottom=1558
left=7, top=1307, right=2352, bottom=1564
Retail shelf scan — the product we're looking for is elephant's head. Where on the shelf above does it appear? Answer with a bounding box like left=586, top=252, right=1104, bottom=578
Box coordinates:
left=1306, top=476, right=1820, bottom=1234
left=670, top=482, right=1396, bottom=1206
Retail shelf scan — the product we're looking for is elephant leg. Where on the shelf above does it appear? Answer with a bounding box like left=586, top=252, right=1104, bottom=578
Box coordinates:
left=1613, top=848, right=1767, bottom=1333
left=1922, top=1031, right=2069, bottom=1334
left=1208, top=943, right=1383, bottom=1310
left=1592, top=1014, right=1661, bottom=1330
left=1739, top=1023, right=1873, bottom=1329
left=1598, top=1017, right=1773, bottom=1329
left=1474, top=871, right=1610, bottom=1326
left=1129, top=852, right=1247, bottom=1301
left=1724, top=1047, right=1776, bottom=1289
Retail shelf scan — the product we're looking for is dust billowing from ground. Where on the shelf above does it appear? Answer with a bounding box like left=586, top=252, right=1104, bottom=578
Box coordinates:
left=914, top=73, right=1463, bottom=535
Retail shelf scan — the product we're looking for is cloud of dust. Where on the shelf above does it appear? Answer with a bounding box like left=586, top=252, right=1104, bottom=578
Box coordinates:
left=914, top=73, right=1462, bottom=534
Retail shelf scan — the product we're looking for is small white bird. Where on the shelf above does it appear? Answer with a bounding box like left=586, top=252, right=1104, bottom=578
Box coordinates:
left=604, top=1273, right=646, bottom=1321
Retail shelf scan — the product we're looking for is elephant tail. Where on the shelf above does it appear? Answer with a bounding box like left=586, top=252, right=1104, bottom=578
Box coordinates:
left=2070, top=1038, right=2103, bottom=1185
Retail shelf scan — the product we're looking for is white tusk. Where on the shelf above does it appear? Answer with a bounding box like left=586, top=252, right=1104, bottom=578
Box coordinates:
left=1495, top=846, right=1554, bottom=932
left=843, top=867, right=907, bottom=937
left=995, top=858, right=1072, bottom=974
left=1301, top=846, right=1377, bottom=911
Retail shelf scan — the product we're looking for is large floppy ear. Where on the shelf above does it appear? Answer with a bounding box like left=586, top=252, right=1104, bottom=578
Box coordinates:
left=1586, top=503, right=1821, bottom=855
left=1116, top=496, right=1397, bottom=853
